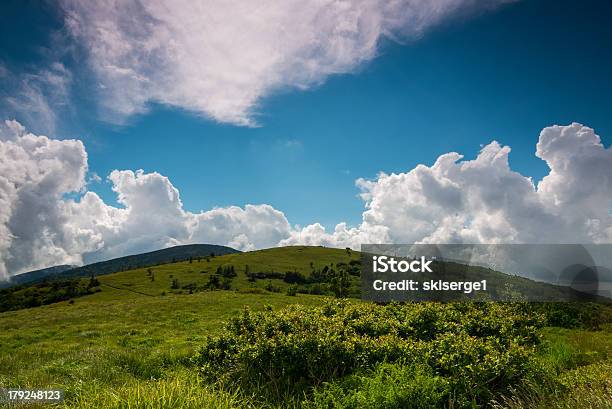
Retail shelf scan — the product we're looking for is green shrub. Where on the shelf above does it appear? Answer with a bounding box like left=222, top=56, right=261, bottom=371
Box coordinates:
left=264, top=281, right=281, bottom=293
left=193, top=301, right=543, bottom=405
left=284, top=271, right=307, bottom=284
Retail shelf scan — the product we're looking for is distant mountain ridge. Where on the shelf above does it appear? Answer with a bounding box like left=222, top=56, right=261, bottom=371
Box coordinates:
left=0, top=265, right=77, bottom=289
left=1, top=244, right=240, bottom=289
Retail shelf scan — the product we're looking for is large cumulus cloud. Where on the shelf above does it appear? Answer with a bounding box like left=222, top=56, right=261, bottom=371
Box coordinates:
left=59, top=0, right=512, bottom=126
left=0, top=120, right=88, bottom=279
left=63, top=170, right=293, bottom=262
left=2, top=120, right=612, bottom=279
left=285, top=123, right=612, bottom=247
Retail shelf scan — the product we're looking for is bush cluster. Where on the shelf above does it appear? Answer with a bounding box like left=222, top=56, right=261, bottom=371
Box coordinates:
left=246, top=264, right=358, bottom=298
left=194, top=301, right=543, bottom=406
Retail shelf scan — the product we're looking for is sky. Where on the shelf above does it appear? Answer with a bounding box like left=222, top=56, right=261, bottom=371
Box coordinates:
left=1, top=0, right=612, bottom=278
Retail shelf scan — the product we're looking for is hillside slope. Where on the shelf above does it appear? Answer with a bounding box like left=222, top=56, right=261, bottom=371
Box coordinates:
left=2, top=245, right=608, bottom=314
left=1, top=244, right=239, bottom=289
left=92, top=245, right=360, bottom=297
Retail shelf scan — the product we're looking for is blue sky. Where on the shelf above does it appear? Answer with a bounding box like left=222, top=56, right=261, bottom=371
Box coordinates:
left=2, top=0, right=612, bottom=230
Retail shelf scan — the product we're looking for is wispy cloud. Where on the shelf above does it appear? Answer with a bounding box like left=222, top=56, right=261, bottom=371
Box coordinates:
left=0, top=62, right=72, bottom=135
left=59, top=0, right=513, bottom=127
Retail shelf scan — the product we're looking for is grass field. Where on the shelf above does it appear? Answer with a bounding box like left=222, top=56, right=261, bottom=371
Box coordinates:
left=1, top=246, right=611, bottom=408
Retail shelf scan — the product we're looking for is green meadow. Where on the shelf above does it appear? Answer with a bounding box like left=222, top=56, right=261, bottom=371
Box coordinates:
left=0, top=246, right=611, bottom=408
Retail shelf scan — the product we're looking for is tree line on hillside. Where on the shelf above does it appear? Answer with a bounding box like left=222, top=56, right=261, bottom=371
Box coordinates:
left=162, top=260, right=363, bottom=298
left=166, top=264, right=237, bottom=294
left=245, top=259, right=362, bottom=298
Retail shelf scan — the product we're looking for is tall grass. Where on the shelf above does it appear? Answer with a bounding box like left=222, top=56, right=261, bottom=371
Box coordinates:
left=64, top=371, right=251, bottom=409
left=492, top=360, right=612, bottom=409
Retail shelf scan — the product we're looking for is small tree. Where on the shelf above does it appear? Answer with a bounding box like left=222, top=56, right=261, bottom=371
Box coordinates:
left=206, top=274, right=221, bottom=290
left=226, top=265, right=236, bottom=277
left=330, top=269, right=351, bottom=298
left=171, top=278, right=180, bottom=289
left=217, top=265, right=237, bottom=278
left=87, top=275, right=100, bottom=289
left=265, top=280, right=280, bottom=293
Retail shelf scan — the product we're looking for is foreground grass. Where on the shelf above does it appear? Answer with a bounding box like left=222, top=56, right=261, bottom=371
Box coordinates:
left=491, top=324, right=612, bottom=408
left=64, top=370, right=252, bottom=409
left=0, top=288, right=323, bottom=400
left=1, top=297, right=612, bottom=408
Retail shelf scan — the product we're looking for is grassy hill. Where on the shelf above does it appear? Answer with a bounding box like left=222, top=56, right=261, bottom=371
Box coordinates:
left=1, top=246, right=611, bottom=408
left=4, top=244, right=606, bottom=314
left=0, top=246, right=359, bottom=313
left=1, top=244, right=240, bottom=289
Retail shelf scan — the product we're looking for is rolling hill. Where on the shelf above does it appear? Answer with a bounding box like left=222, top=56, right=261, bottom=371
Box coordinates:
left=0, top=246, right=359, bottom=312
left=2, top=245, right=609, bottom=315
left=0, top=244, right=240, bottom=289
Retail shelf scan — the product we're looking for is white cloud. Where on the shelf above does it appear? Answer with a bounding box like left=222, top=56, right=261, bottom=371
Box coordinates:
left=2, top=120, right=612, bottom=279
left=190, top=204, right=292, bottom=251
left=89, top=172, right=102, bottom=183
left=283, top=124, right=612, bottom=249
left=64, top=172, right=293, bottom=263
left=0, top=120, right=88, bottom=279
left=342, top=123, right=612, bottom=246
left=280, top=222, right=390, bottom=249
left=59, top=0, right=512, bottom=126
